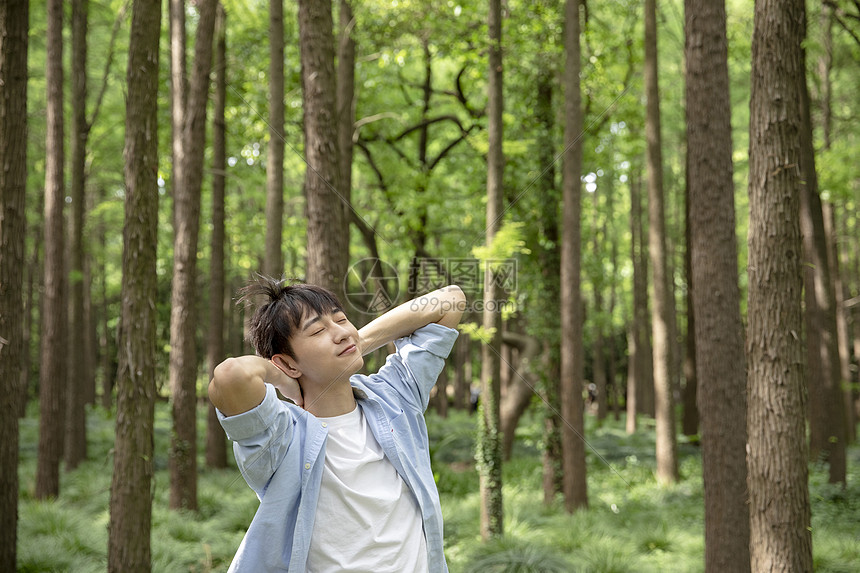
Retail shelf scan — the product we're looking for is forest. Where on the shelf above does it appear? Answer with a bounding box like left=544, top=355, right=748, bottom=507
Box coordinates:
left=0, top=0, right=859, bottom=571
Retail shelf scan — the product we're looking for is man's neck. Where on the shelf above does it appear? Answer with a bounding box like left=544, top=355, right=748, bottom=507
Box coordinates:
left=302, top=378, right=357, bottom=418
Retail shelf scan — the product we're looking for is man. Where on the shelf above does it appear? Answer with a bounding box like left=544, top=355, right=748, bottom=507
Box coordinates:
left=209, top=276, right=465, bottom=572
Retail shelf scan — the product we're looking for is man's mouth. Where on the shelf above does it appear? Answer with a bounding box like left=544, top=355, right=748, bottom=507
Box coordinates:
left=338, top=344, right=357, bottom=356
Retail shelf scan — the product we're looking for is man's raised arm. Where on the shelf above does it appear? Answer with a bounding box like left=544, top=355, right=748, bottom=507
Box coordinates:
left=358, top=285, right=465, bottom=355
left=209, top=355, right=303, bottom=416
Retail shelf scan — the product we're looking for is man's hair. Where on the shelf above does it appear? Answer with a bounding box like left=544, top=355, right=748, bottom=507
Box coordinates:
left=239, top=276, right=344, bottom=359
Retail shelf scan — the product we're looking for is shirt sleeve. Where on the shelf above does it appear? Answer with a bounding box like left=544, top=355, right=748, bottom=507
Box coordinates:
left=364, top=322, right=459, bottom=412
left=217, top=384, right=295, bottom=495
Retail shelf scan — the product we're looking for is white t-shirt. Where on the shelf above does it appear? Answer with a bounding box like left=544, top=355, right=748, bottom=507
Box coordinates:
left=306, top=405, right=429, bottom=573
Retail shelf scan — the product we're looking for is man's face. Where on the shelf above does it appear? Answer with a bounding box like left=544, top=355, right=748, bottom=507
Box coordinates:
left=287, top=309, right=364, bottom=386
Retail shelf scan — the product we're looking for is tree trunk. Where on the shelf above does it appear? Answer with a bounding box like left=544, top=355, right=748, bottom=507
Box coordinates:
left=823, top=203, right=855, bottom=443
left=168, top=0, right=217, bottom=511
left=685, top=0, right=750, bottom=568
left=0, top=0, right=29, bottom=566
left=298, top=0, right=347, bottom=298
left=644, top=0, right=678, bottom=484
left=206, top=3, right=228, bottom=470
left=797, top=25, right=846, bottom=482
left=500, top=332, right=538, bottom=461
left=477, top=0, right=504, bottom=539
left=169, top=0, right=187, bottom=232
left=532, top=67, right=563, bottom=504
left=35, top=0, right=67, bottom=500
left=65, top=0, right=90, bottom=472
left=591, top=193, right=608, bottom=423
left=265, top=0, right=285, bottom=278
left=560, top=0, right=588, bottom=512
left=681, top=157, right=698, bottom=438
left=337, top=0, right=356, bottom=254
left=746, top=0, right=813, bottom=566
left=629, top=169, right=653, bottom=425
left=107, top=0, right=161, bottom=568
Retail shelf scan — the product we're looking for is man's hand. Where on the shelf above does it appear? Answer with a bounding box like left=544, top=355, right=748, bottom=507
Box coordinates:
left=270, top=359, right=304, bottom=407
left=358, top=285, right=465, bottom=355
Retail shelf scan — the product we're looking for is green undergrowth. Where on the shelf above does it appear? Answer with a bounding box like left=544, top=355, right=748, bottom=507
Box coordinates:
left=16, top=402, right=860, bottom=572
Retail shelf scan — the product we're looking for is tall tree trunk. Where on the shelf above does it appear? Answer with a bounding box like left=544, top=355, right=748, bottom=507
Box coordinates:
left=591, top=193, right=608, bottom=423
left=560, top=0, right=587, bottom=511
left=65, top=0, right=90, bottom=471
left=681, top=158, right=698, bottom=438
left=746, top=0, right=813, bottom=566
left=644, top=0, right=678, bottom=484
left=823, top=203, right=855, bottom=443
left=477, top=0, right=504, bottom=538
left=685, top=0, right=750, bottom=568
left=797, top=21, right=846, bottom=483
left=107, top=0, right=161, bottom=568
left=298, top=0, right=347, bottom=298
left=533, top=67, right=563, bottom=504
left=265, top=0, right=285, bottom=278
left=206, top=3, right=228, bottom=470
left=169, top=0, right=187, bottom=232
left=337, top=0, right=356, bottom=256
left=168, top=0, right=217, bottom=511
left=35, top=0, right=67, bottom=500
left=0, top=0, right=29, bottom=565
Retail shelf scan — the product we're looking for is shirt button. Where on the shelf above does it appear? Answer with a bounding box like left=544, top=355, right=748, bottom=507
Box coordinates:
left=305, top=462, right=311, bottom=470
left=321, top=422, right=328, bottom=428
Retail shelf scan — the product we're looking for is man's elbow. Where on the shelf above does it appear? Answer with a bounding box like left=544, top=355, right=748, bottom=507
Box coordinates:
left=438, top=285, right=466, bottom=328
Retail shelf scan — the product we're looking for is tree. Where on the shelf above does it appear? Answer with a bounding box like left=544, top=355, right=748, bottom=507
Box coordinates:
left=337, top=0, right=356, bottom=250
left=107, top=0, right=161, bottom=567
left=0, top=0, right=29, bottom=566
left=65, top=0, right=90, bottom=471
left=35, top=0, right=68, bottom=500
left=746, top=0, right=813, bottom=566
left=644, top=0, right=678, bottom=484
left=477, top=0, right=505, bottom=538
left=206, top=2, right=228, bottom=470
left=560, top=0, right=587, bottom=511
left=685, top=0, right=750, bottom=568
left=298, top=0, right=347, bottom=297
left=264, top=0, right=285, bottom=278
left=168, top=0, right=218, bottom=511
left=798, top=10, right=846, bottom=482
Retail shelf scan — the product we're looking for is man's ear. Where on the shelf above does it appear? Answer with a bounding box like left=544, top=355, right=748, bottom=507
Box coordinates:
left=272, top=354, right=302, bottom=379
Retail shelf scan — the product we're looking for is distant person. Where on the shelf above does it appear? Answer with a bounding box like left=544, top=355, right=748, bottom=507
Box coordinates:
left=209, top=276, right=465, bottom=572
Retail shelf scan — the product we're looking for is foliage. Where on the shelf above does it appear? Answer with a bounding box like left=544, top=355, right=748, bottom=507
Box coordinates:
left=16, top=403, right=860, bottom=572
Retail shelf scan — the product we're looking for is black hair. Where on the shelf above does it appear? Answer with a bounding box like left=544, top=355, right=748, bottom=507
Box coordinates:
left=239, top=275, right=344, bottom=359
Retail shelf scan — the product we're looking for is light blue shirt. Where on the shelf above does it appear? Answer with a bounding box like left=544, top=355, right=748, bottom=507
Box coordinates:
left=218, top=323, right=459, bottom=573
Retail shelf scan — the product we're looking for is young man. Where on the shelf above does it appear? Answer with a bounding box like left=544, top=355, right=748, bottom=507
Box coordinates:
left=209, top=277, right=465, bottom=572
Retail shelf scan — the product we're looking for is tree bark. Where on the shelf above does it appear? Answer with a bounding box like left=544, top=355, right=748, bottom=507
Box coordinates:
left=168, top=0, right=218, bottom=511
left=265, top=0, right=285, bottom=278
left=107, top=0, right=161, bottom=568
left=169, top=0, right=187, bottom=232
left=746, top=0, right=813, bottom=566
left=298, top=0, right=347, bottom=298
left=65, top=0, right=90, bottom=472
left=477, top=0, right=505, bottom=538
left=500, top=331, right=538, bottom=460
left=560, top=0, right=587, bottom=512
left=681, top=157, right=698, bottom=438
left=337, top=0, right=356, bottom=258
left=206, top=3, right=228, bottom=470
left=644, top=0, right=678, bottom=484
left=35, top=0, right=67, bottom=500
left=685, top=0, right=750, bottom=567
left=0, top=0, right=29, bottom=566
left=823, top=203, right=855, bottom=443
left=797, top=23, right=846, bottom=482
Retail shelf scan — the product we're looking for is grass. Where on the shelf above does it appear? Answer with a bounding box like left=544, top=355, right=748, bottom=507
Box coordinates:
left=15, top=401, right=860, bottom=572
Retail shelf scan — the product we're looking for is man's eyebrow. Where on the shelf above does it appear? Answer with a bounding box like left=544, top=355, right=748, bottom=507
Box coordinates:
left=301, top=315, right=322, bottom=332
